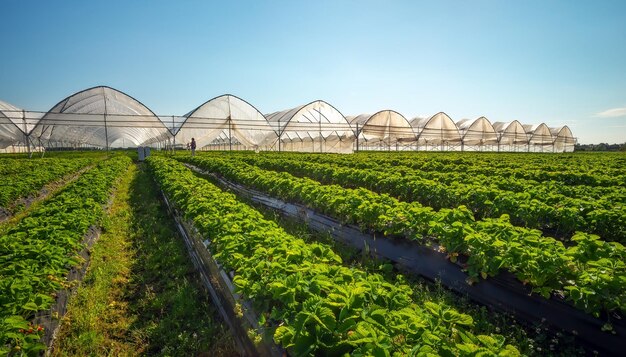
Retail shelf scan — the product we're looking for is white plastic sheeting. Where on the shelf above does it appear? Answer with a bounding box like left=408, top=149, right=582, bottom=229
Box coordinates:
left=177, top=95, right=277, bottom=150
left=0, top=100, right=27, bottom=149
left=0, top=86, right=577, bottom=153
left=348, top=110, right=415, bottom=150
left=551, top=126, right=576, bottom=153
left=411, top=112, right=461, bottom=150
left=493, top=121, right=529, bottom=151
left=265, top=100, right=354, bottom=153
left=29, top=86, right=171, bottom=148
left=457, top=117, right=499, bottom=150
left=525, top=123, right=553, bottom=152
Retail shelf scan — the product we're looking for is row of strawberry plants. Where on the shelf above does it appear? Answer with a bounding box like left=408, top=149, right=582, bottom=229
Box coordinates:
left=0, top=157, right=94, bottom=209
left=364, top=152, right=625, bottom=186
left=294, top=152, right=626, bottom=203
left=233, top=154, right=625, bottom=243
left=0, top=155, right=131, bottom=355
left=304, top=152, right=626, bottom=188
left=149, top=156, right=522, bottom=356
left=183, top=155, right=626, bottom=320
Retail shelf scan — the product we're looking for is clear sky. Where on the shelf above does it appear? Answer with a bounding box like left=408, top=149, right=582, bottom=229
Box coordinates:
left=1, top=0, right=625, bottom=144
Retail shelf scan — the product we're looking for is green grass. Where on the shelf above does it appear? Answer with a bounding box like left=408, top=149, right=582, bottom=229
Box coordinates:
left=52, top=163, right=235, bottom=356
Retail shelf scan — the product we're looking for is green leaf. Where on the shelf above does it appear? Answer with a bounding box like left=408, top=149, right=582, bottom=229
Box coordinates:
left=22, top=302, right=40, bottom=311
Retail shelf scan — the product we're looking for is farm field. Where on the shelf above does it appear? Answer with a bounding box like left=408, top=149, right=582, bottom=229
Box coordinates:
left=0, top=152, right=235, bottom=356
left=177, top=150, right=625, bottom=355
left=180, top=151, right=626, bottom=317
left=0, top=157, right=96, bottom=219
left=1, top=150, right=624, bottom=356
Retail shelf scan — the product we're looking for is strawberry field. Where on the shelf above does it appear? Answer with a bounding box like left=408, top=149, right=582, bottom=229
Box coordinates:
left=0, top=150, right=624, bottom=356
left=175, top=151, right=625, bottom=356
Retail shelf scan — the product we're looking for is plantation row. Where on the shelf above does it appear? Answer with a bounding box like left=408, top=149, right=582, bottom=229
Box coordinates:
left=0, top=157, right=94, bottom=210
left=232, top=153, right=625, bottom=242
left=301, top=153, right=626, bottom=202
left=182, top=154, right=626, bottom=319
left=149, top=156, right=522, bottom=356
left=255, top=153, right=626, bottom=203
left=305, top=152, right=626, bottom=187
left=0, top=156, right=131, bottom=354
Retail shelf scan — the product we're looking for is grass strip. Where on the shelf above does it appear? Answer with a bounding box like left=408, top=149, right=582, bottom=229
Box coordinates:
left=52, top=163, right=235, bottom=356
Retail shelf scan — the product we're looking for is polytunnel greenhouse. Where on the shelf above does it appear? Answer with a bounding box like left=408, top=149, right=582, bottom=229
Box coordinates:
left=29, top=86, right=171, bottom=149
left=492, top=120, right=529, bottom=152
left=551, top=126, right=576, bottom=152
left=411, top=112, right=462, bottom=150
left=524, top=123, right=554, bottom=152
left=176, top=94, right=277, bottom=151
left=0, top=86, right=577, bottom=153
left=0, top=100, right=27, bottom=149
left=265, top=100, right=354, bottom=153
left=456, top=117, right=499, bottom=151
left=348, top=110, right=415, bottom=151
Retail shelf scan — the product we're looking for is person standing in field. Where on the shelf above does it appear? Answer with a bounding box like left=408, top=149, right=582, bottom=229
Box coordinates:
left=191, top=138, right=196, bottom=156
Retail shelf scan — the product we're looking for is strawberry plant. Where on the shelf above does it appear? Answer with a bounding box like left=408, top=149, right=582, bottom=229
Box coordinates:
left=181, top=154, right=626, bottom=318
left=148, top=156, right=521, bottom=356
left=0, top=156, right=131, bottom=354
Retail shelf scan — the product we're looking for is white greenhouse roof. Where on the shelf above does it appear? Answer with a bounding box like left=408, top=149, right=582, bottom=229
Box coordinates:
left=265, top=101, right=354, bottom=153
left=413, top=112, right=461, bottom=144
left=0, top=86, right=576, bottom=153
left=526, top=123, right=553, bottom=145
left=177, top=94, right=277, bottom=149
left=0, top=100, right=26, bottom=149
left=493, top=120, right=529, bottom=145
left=29, top=86, right=171, bottom=148
left=348, top=110, right=415, bottom=143
left=457, top=117, right=498, bottom=145
left=551, top=126, right=576, bottom=152
left=265, top=100, right=353, bottom=141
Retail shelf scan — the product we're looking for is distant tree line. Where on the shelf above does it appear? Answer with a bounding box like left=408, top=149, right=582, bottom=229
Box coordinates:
left=575, top=143, right=626, bottom=152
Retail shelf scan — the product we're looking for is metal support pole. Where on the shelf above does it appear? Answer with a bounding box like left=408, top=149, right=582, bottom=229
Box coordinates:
left=172, top=115, right=176, bottom=154
left=356, top=123, right=359, bottom=152
left=228, top=116, right=232, bottom=151
left=38, top=137, right=45, bottom=158
left=319, top=110, right=322, bottom=153
left=278, top=119, right=282, bottom=152
left=103, top=93, right=110, bottom=151
left=22, top=110, right=32, bottom=158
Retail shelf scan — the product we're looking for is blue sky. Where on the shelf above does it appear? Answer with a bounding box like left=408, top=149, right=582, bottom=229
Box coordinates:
left=1, top=0, right=625, bottom=144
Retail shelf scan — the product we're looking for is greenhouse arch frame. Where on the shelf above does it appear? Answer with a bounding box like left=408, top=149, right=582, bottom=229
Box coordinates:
left=176, top=94, right=277, bottom=151
left=265, top=100, right=354, bottom=153
left=457, top=116, right=499, bottom=151
left=29, top=86, right=172, bottom=150
left=0, top=85, right=578, bottom=153
left=412, top=112, right=462, bottom=151
left=349, top=110, right=416, bottom=151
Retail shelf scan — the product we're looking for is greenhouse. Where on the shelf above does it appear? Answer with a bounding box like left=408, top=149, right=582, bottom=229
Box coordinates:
left=176, top=94, right=277, bottom=151
left=525, top=123, right=554, bottom=152
left=29, top=86, right=171, bottom=149
left=551, top=126, right=576, bottom=152
left=265, top=100, right=354, bottom=153
left=456, top=116, right=499, bottom=151
left=411, top=112, right=462, bottom=150
left=348, top=110, right=415, bottom=151
left=492, top=120, right=529, bottom=151
left=0, top=100, right=26, bottom=150
left=0, top=87, right=577, bottom=153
